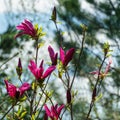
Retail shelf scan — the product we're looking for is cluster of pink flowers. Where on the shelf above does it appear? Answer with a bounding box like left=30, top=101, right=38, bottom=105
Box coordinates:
left=3, top=19, right=76, bottom=119
left=4, top=18, right=112, bottom=120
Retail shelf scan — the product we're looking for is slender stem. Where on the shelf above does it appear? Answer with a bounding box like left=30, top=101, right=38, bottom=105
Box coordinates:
left=60, top=77, right=67, bottom=87
left=33, top=75, right=50, bottom=113
left=30, top=39, right=39, bottom=116
left=1, top=102, right=17, bottom=120
left=35, top=39, right=39, bottom=65
left=70, top=30, right=86, bottom=90
left=86, top=101, right=94, bottom=119
left=0, top=52, right=19, bottom=69
left=86, top=56, right=106, bottom=120
left=40, top=86, right=54, bottom=106
left=36, top=97, right=47, bottom=120
left=54, top=21, right=63, bottom=47
left=40, top=87, right=62, bottom=120
left=70, top=104, right=73, bottom=120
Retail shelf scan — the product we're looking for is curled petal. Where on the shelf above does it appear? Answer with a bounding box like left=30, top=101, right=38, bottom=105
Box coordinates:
left=14, top=32, right=26, bottom=39
left=64, top=48, right=75, bottom=66
left=19, top=82, right=30, bottom=96
left=48, top=46, right=55, bottom=59
left=42, top=66, right=56, bottom=79
left=48, top=46, right=58, bottom=65
left=57, top=104, right=64, bottom=116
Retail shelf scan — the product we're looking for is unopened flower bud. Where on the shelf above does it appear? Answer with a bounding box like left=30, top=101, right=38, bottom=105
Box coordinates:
left=51, top=6, right=57, bottom=22
left=16, top=58, right=22, bottom=77
left=66, top=89, right=71, bottom=104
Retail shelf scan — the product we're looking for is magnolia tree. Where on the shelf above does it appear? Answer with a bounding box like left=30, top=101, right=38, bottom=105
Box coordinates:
left=0, top=7, right=112, bottom=120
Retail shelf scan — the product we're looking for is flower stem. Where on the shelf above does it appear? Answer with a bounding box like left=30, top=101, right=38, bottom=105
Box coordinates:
left=1, top=102, right=17, bottom=120
left=70, top=29, right=86, bottom=90
left=30, top=39, right=39, bottom=116
left=86, top=56, right=106, bottom=120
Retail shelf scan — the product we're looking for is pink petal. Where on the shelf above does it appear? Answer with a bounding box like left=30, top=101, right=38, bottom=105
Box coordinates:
left=28, top=60, right=37, bottom=70
left=24, top=19, right=34, bottom=30
left=39, top=60, right=44, bottom=68
left=57, top=104, right=64, bottom=116
left=14, top=32, right=26, bottom=39
left=48, top=46, right=58, bottom=65
left=90, top=71, right=100, bottom=75
left=4, top=80, right=17, bottom=98
left=19, top=82, right=30, bottom=96
left=60, top=47, right=65, bottom=63
left=16, top=25, right=26, bottom=31
left=48, top=46, right=55, bottom=59
left=44, top=104, right=51, bottom=117
left=105, top=59, right=112, bottom=74
left=21, top=22, right=33, bottom=32
left=42, top=66, right=56, bottom=79
left=64, top=48, right=75, bottom=66
left=34, top=68, right=43, bottom=80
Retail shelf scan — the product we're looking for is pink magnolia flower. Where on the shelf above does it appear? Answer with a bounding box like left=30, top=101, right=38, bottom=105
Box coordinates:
left=15, top=19, right=37, bottom=39
left=4, top=80, right=30, bottom=99
left=28, top=60, right=56, bottom=81
left=48, top=45, right=58, bottom=65
left=44, top=104, right=64, bottom=120
left=60, top=47, right=75, bottom=67
left=90, top=59, right=112, bottom=79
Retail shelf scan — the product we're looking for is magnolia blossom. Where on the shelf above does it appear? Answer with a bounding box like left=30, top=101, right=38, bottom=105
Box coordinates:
left=90, top=59, right=112, bottom=79
left=48, top=45, right=58, bottom=65
left=15, top=19, right=37, bottom=39
left=44, top=104, right=64, bottom=120
left=28, top=60, right=56, bottom=81
left=60, top=47, right=75, bottom=67
left=4, top=80, right=30, bottom=99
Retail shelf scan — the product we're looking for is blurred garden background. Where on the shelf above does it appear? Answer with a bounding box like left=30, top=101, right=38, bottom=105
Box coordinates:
left=0, top=0, right=120, bottom=119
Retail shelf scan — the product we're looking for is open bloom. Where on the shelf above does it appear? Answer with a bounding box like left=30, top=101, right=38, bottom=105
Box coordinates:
left=60, top=47, right=75, bottom=67
left=44, top=104, right=64, bottom=120
left=28, top=60, right=56, bottom=81
left=4, top=80, right=30, bottom=99
left=90, top=58, right=112, bottom=79
left=15, top=19, right=37, bottom=39
left=48, top=45, right=58, bottom=65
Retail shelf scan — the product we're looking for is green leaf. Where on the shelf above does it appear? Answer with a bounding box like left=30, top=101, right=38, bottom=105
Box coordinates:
left=95, top=93, right=103, bottom=102
left=38, top=41, right=45, bottom=48
left=32, top=82, right=35, bottom=90
left=31, top=114, right=35, bottom=120
left=20, top=111, right=27, bottom=118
